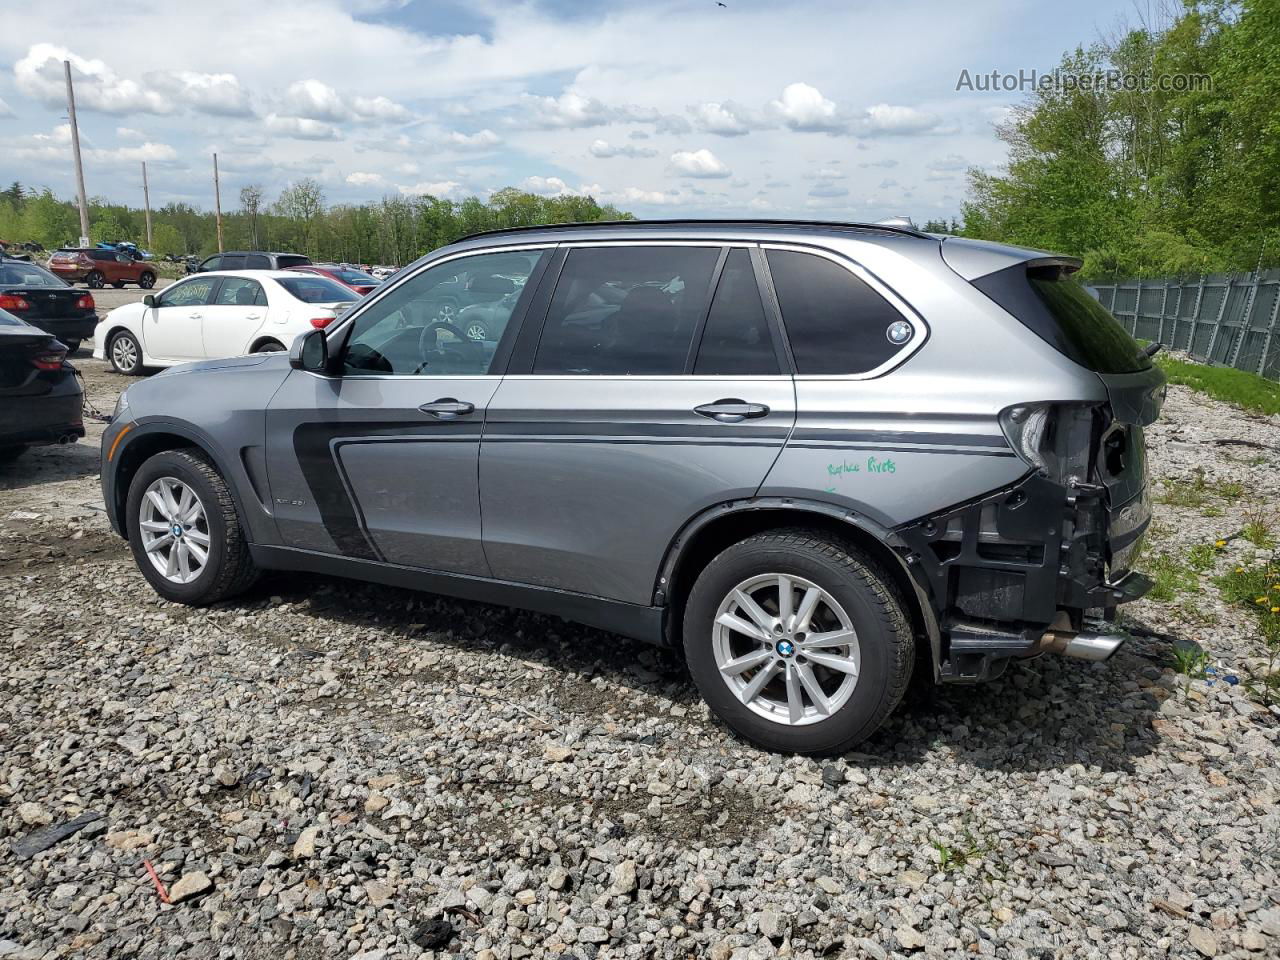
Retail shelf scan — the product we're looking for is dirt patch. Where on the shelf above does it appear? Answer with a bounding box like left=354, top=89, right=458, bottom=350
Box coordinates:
left=0, top=525, right=122, bottom=577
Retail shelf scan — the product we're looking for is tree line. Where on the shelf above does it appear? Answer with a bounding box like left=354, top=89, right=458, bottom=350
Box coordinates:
left=0, top=180, right=633, bottom=267
left=960, top=0, right=1280, bottom=280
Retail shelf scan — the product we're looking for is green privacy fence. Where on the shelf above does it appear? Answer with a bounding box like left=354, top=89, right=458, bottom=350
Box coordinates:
left=1093, top=271, right=1280, bottom=381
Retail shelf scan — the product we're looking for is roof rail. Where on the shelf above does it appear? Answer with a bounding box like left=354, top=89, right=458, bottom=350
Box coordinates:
left=455, top=218, right=934, bottom=244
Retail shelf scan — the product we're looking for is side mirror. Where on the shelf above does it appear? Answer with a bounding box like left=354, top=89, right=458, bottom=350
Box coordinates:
left=290, top=328, right=330, bottom=372
left=143, top=294, right=156, bottom=308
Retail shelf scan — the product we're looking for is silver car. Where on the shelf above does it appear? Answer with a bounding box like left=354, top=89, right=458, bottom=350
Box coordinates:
left=101, top=220, right=1164, bottom=754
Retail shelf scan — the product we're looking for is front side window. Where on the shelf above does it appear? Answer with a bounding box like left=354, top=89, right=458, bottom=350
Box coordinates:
left=533, top=245, right=719, bottom=375
left=213, top=277, right=265, bottom=307
left=158, top=277, right=216, bottom=308
left=693, top=249, right=778, bottom=375
left=342, top=249, right=546, bottom=376
left=766, top=249, right=912, bottom=375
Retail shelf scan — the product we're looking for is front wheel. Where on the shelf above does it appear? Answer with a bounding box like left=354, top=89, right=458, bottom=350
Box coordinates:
left=109, top=330, right=144, bottom=375
left=683, top=529, right=914, bottom=754
left=139, top=272, right=156, bottom=289
left=125, top=449, right=259, bottom=605
left=87, top=271, right=105, bottom=289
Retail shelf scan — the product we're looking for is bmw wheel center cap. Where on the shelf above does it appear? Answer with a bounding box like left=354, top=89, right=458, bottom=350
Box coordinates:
left=776, top=639, right=795, bottom=657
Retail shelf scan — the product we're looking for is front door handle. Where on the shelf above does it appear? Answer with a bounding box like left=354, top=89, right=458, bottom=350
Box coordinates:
left=419, top=397, right=476, bottom=419
left=694, top=399, right=771, bottom=423
left=244, top=312, right=261, bottom=320
left=188, top=312, right=202, bottom=319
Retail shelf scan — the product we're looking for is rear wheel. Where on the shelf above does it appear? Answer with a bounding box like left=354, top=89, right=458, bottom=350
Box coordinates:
left=139, top=272, right=156, bottom=289
left=87, top=271, right=105, bottom=289
left=683, top=529, right=914, bottom=754
left=125, top=449, right=259, bottom=605
left=253, top=340, right=285, bottom=353
left=109, top=330, right=144, bottom=375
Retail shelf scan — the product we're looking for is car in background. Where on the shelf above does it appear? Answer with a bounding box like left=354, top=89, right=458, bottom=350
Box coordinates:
left=0, top=257, right=98, bottom=353
left=93, top=270, right=358, bottom=375
left=288, top=263, right=382, bottom=295
left=48, top=248, right=157, bottom=289
left=194, top=251, right=312, bottom=272
left=370, top=265, right=397, bottom=281
left=0, top=307, right=83, bottom=462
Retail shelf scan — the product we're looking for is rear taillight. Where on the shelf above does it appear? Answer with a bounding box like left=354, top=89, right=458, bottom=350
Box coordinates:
left=999, top=402, right=1099, bottom=486
left=0, top=293, right=30, bottom=310
left=77, top=294, right=95, bottom=310
left=30, top=346, right=68, bottom=370
left=310, top=316, right=335, bottom=329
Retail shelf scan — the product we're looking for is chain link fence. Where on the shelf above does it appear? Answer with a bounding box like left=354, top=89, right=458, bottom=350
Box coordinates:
left=1093, top=271, right=1280, bottom=381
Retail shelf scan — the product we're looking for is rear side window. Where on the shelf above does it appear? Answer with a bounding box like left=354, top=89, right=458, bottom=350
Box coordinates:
left=693, top=249, right=778, bottom=375
left=765, top=249, right=912, bottom=375
left=221, top=254, right=247, bottom=270
left=213, top=277, right=265, bottom=306
left=534, top=245, right=719, bottom=375
left=972, top=264, right=1151, bottom=374
left=246, top=254, right=271, bottom=269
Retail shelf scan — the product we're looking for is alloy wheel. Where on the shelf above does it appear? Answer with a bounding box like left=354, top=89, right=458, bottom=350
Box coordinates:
left=465, top=322, right=488, bottom=341
left=712, top=573, right=861, bottom=726
left=137, top=477, right=210, bottom=584
left=111, top=336, right=138, bottom=372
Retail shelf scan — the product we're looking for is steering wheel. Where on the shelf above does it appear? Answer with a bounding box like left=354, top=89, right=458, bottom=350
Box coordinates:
left=415, top=320, right=483, bottom=371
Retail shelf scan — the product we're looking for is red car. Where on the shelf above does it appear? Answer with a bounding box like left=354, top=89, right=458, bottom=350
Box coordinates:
left=48, top=248, right=157, bottom=289
left=287, top=264, right=382, bottom=296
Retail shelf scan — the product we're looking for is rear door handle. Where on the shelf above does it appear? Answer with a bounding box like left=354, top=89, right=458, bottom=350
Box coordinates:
left=188, top=312, right=202, bottom=319
left=418, top=397, right=476, bottom=419
left=694, top=399, right=771, bottom=423
left=244, top=312, right=261, bottom=320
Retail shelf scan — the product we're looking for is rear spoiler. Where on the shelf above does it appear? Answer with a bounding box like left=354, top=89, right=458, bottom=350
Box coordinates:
left=940, top=236, right=1082, bottom=281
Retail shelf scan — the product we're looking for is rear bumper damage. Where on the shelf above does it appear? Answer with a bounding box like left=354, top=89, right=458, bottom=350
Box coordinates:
left=896, top=472, right=1152, bottom=682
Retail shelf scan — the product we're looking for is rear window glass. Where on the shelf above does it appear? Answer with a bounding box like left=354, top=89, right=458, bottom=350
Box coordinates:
left=0, top=263, right=65, bottom=286
left=766, top=249, right=912, bottom=375
left=277, top=276, right=359, bottom=303
left=0, top=308, right=24, bottom=326
left=276, top=255, right=312, bottom=269
left=973, top=265, right=1151, bottom=374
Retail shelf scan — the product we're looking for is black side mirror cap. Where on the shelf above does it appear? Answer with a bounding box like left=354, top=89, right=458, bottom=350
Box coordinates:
left=290, top=327, right=330, bottom=372
left=142, top=294, right=156, bottom=308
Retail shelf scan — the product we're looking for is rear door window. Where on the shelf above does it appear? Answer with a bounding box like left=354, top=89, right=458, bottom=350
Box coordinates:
left=221, top=254, right=247, bottom=270
left=246, top=254, right=271, bottom=269
left=213, top=277, right=265, bottom=306
left=693, top=249, right=778, bottom=375
left=765, top=249, right=913, bottom=375
left=534, top=245, right=719, bottom=375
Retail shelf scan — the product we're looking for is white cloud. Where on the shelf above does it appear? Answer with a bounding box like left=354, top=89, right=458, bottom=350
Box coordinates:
left=689, top=101, right=755, bottom=137
left=264, top=113, right=343, bottom=140
left=861, top=103, right=941, bottom=135
left=668, top=148, right=731, bottom=179
left=445, top=129, right=501, bottom=148
left=0, top=97, right=13, bottom=118
left=520, top=175, right=577, bottom=197
left=769, top=83, right=843, bottom=133
left=15, top=43, right=170, bottom=115
left=116, top=126, right=145, bottom=140
left=284, top=79, right=408, bottom=125
left=346, top=171, right=387, bottom=187
left=589, top=138, right=657, bottom=159
left=808, top=182, right=849, bottom=198
left=927, top=153, right=968, bottom=171
left=859, top=158, right=899, bottom=168
left=399, top=180, right=465, bottom=199
left=352, top=94, right=411, bottom=123
left=748, top=197, right=773, bottom=211
left=804, top=166, right=847, bottom=181
left=147, top=71, right=253, bottom=116
left=522, top=90, right=673, bottom=130
left=89, top=141, right=180, bottom=165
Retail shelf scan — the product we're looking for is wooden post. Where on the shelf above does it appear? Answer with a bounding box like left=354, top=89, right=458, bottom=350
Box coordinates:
left=141, top=161, right=153, bottom=248
left=213, top=153, right=224, bottom=253
left=63, top=61, right=90, bottom=244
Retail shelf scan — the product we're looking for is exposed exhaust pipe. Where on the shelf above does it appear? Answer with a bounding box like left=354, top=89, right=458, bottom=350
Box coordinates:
left=57, top=434, right=75, bottom=445
left=1040, top=619, right=1129, bottom=661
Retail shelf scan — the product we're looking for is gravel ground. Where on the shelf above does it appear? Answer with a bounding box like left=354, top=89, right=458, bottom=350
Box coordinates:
left=1, top=359, right=1278, bottom=960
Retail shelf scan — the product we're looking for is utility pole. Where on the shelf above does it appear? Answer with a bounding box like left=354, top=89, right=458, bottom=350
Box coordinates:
left=63, top=60, right=90, bottom=246
left=212, top=153, right=224, bottom=253
left=141, top=161, right=153, bottom=247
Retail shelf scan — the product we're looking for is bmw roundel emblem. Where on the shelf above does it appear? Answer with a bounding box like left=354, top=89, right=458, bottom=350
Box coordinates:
left=886, top=320, right=913, bottom=344
left=776, top=639, right=795, bottom=657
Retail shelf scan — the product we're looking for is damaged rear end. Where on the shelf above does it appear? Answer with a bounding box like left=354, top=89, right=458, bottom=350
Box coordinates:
left=901, top=244, right=1166, bottom=681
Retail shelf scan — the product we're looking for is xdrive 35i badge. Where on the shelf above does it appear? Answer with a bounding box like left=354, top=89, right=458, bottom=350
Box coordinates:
left=274, top=497, right=306, bottom=507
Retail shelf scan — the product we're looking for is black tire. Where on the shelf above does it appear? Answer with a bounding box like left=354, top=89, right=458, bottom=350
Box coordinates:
left=61, top=339, right=82, bottom=354
left=108, top=330, right=145, bottom=376
left=87, top=271, right=105, bottom=289
left=139, top=272, right=156, bottom=289
left=0, top=446, right=26, bottom=463
left=111, top=280, right=125, bottom=289
left=253, top=340, right=285, bottom=353
left=125, top=449, right=259, bottom=605
left=683, top=528, right=914, bottom=754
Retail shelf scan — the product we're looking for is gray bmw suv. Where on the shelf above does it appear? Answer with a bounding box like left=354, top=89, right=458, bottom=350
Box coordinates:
left=102, top=220, right=1164, bottom=754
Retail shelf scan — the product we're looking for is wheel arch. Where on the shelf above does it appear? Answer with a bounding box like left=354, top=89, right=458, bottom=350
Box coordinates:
left=249, top=336, right=286, bottom=353
left=657, top=498, right=942, bottom=674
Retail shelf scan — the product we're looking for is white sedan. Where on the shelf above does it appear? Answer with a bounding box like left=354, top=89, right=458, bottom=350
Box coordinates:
left=93, top=270, right=359, bottom=375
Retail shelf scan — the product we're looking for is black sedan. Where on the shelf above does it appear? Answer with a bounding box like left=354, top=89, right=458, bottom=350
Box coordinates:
left=0, top=257, right=98, bottom=353
left=0, top=308, right=84, bottom=462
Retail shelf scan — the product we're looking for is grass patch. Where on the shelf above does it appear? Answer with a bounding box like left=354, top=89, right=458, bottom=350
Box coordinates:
left=1156, top=355, right=1280, bottom=416
left=1146, top=553, right=1199, bottom=601
left=931, top=828, right=988, bottom=874
left=1187, top=543, right=1218, bottom=572
left=1156, top=474, right=1211, bottom=508
left=1216, top=557, right=1280, bottom=706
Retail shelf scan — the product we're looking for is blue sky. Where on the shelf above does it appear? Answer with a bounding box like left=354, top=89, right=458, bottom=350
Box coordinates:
left=0, top=0, right=1138, bottom=220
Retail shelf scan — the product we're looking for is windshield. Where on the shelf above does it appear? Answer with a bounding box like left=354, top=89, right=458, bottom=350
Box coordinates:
left=276, top=276, right=359, bottom=303
left=0, top=263, right=67, bottom=287
left=973, top=264, right=1151, bottom=374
